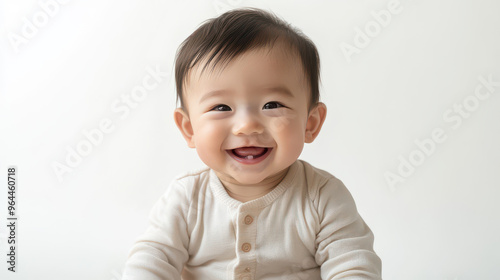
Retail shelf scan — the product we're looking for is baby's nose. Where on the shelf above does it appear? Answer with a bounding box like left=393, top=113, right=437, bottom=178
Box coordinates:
left=232, top=111, right=264, bottom=135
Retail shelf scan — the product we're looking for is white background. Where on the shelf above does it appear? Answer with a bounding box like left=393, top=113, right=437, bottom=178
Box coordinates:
left=1, top=0, right=499, bottom=279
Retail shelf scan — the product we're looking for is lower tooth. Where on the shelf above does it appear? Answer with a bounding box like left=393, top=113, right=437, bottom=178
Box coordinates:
left=246, top=155, right=254, bottom=160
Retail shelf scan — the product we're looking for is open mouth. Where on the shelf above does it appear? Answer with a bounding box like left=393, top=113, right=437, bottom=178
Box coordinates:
left=227, top=146, right=272, bottom=164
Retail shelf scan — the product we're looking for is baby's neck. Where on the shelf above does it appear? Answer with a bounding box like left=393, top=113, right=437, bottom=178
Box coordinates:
left=223, top=184, right=276, bottom=203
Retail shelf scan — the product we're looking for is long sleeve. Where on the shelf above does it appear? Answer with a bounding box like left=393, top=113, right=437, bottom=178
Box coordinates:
left=122, top=180, right=190, bottom=280
left=314, top=177, right=382, bottom=279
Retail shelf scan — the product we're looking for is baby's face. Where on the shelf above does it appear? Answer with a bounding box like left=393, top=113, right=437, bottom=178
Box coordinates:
left=175, top=44, right=322, bottom=186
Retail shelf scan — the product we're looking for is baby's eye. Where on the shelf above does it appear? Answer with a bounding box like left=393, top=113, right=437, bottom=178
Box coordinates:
left=263, top=102, right=284, bottom=110
left=210, top=104, right=231, bottom=111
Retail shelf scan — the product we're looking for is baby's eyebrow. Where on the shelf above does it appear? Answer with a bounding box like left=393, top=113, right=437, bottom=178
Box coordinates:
left=199, top=86, right=293, bottom=104
left=261, top=86, right=294, bottom=98
left=199, top=90, right=229, bottom=104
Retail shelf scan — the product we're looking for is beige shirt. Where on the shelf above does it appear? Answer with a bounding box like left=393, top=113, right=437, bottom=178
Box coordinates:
left=122, top=159, right=382, bottom=280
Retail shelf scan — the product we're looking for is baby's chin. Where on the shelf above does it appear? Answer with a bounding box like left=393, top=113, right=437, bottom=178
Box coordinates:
left=213, top=168, right=270, bottom=186
left=227, top=166, right=292, bottom=187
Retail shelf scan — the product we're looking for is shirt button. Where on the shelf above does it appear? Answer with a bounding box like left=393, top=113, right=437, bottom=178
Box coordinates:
left=241, top=243, right=251, bottom=252
left=244, top=215, right=253, bottom=225
left=244, top=267, right=251, bottom=272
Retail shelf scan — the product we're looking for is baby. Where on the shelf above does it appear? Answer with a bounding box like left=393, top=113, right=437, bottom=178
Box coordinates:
left=122, top=7, right=382, bottom=280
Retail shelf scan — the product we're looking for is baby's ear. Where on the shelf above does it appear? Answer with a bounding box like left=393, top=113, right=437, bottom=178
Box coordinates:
left=174, top=108, right=196, bottom=148
left=305, top=102, right=327, bottom=143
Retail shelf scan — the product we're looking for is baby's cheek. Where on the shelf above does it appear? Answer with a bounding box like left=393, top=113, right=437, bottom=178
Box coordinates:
left=267, top=110, right=296, bottom=133
left=269, top=117, right=290, bottom=133
left=273, top=115, right=304, bottom=138
left=276, top=122, right=304, bottom=159
left=195, top=121, right=224, bottom=139
left=193, top=123, right=227, bottom=161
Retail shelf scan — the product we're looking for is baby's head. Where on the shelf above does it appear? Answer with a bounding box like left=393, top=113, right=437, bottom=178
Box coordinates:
left=173, top=8, right=326, bottom=187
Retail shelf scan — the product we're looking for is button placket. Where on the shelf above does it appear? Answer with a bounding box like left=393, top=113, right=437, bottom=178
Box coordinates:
left=233, top=209, right=258, bottom=280
left=241, top=214, right=254, bottom=253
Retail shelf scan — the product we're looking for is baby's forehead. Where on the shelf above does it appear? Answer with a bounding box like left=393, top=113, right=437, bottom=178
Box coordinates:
left=186, top=44, right=305, bottom=87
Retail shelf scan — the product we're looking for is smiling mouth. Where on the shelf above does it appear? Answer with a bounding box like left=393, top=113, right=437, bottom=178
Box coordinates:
left=227, top=146, right=272, bottom=163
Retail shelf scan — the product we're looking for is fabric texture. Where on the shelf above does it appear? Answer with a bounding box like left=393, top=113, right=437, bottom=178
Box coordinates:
left=122, top=159, right=382, bottom=280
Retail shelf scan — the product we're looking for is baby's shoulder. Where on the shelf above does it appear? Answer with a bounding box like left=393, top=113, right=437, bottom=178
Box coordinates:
left=298, top=160, right=349, bottom=202
left=158, top=166, right=212, bottom=209
left=171, top=165, right=212, bottom=190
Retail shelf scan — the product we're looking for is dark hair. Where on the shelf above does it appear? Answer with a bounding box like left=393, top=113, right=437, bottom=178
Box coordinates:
left=174, top=7, right=321, bottom=112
